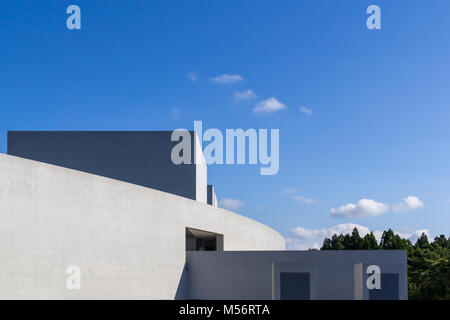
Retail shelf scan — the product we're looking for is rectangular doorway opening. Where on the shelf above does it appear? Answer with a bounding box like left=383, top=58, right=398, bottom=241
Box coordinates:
left=280, top=272, right=311, bottom=300
left=186, top=227, right=223, bottom=251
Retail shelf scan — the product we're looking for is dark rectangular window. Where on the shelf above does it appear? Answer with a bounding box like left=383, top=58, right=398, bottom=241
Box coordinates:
left=369, top=273, right=399, bottom=300
left=280, top=272, right=310, bottom=300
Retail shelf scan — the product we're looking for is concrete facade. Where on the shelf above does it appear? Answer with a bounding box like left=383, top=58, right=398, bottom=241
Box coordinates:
left=7, top=131, right=207, bottom=203
left=186, top=250, right=407, bottom=300
left=0, top=153, right=284, bottom=299
left=1, top=131, right=408, bottom=300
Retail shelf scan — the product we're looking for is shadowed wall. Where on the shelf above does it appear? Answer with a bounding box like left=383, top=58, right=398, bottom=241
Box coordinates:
left=8, top=131, right=205, bottom=202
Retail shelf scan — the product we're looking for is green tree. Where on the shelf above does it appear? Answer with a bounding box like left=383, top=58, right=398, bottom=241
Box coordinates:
left=330, top=234, right=345, bottom=250
left=342, top=234, right=352, bottom=249
left=380, top=229, right=395, bottom=249
left=350, top=227, right=364, bottom=250
left=415, top=233, right=430, bottom=250
left=363, top=232, right=379, bottom=250
left=321, top=238, right=332, bottom=250
left=433, top=235, right=449, bottom=249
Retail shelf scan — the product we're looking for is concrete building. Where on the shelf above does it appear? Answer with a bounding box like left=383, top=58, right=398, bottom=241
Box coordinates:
left=0, top=131, right=407, bottom=299
left=7, top=131, right=207, bottom=203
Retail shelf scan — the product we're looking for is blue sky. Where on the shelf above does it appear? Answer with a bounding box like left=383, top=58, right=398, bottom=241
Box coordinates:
left=1, top=1, right=449, bottom=249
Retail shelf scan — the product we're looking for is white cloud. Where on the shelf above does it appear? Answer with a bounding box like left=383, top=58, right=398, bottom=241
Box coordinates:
left=255, top=205, right=263, bottom=212
left=292, top=223, right=370, bottom=239
left=234, top=89, right=257, bottom=102
left=171, top=107, right=181, bottom=120
left=292, top=195, right=316, bottom=204
left=407, top=229, right=430, bottom=243
left=330, top=198, right=389, bottom=218
left=212, top=74, right=243, bottom=84
left=287, top=223, right=370, bottom=250
left=187, top=71, right=197, bottom=82
left=281, top=187, right=300, bottom=195
left=219, top=198, right=244, bottom=211
left=281, top=188, right=316, bottom=204
left=299, top=106, right=312, bottom=115
left=285, top=223, right=430, bottom=250
left=253, top=97, right=287, bottom=114
left=393, top=196, right=425, bottom=212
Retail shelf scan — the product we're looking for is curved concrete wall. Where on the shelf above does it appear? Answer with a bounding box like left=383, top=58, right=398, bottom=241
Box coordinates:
left=0, top=154, right=284, bottom=299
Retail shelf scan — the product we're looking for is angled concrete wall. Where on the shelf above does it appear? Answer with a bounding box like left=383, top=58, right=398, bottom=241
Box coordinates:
left=7, top=131, right=207, bottom=203
left=0, top=154, right=284, bottom=299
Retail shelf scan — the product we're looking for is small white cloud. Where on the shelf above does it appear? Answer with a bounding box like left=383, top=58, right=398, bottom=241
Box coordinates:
left=212, top=74, right=244, bottom=84
left=171, top=107, right=181, bottom=120
left=219, top=198, right=244, bottom=211
left=407, top=229, right=430, bottom=243
left=292, top=195, right=316, bottom=204
left=253, top=97, right=287, bottom=114
left=234, top=89, right=257, bottom=102
left=299, top=106, right=313, bottom=115
left=393, top=196, right=425, bottom=212
left=187, top=71, right=198, bottom=82
left=255, top=205, right=263, bottom=212
left=281, top=188, right=315, bottom=204
left=330, top=198, right=389, bottom=218
left=285, top=223, right=430, bottom=250
left=281, top=187, right=300, bottom=195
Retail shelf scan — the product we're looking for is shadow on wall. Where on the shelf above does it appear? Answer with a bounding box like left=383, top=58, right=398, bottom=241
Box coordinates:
left=174, top=263, right=189, bottom=299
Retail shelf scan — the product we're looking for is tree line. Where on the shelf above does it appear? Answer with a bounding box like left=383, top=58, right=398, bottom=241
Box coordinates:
left=320, top=228, right=450, bottom=300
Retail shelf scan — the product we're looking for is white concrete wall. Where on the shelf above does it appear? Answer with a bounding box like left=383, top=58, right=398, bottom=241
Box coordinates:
left=0, top=154, right=284, bottom=299
left=212, top=187, right=218, bottom=207
left=194, top=132, right=207, bottom=204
